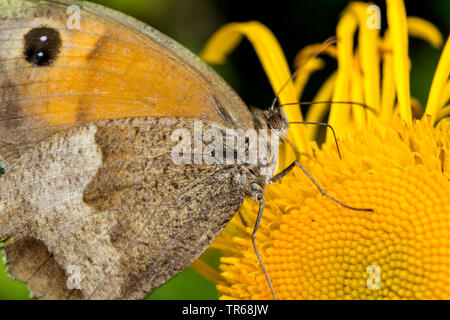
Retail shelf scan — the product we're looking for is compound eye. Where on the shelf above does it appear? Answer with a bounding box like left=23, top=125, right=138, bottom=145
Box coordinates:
left=24, top=27, right=62, bottom=66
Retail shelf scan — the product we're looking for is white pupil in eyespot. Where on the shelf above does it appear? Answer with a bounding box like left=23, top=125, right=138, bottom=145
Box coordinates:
left=40, top=35, right=48, bottom=42
left=37, top=52, right=44, bottom=57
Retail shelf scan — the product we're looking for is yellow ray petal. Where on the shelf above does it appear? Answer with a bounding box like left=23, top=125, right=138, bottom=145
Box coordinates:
left=436, top=105, right=450, bottom=125
left=200, top=21, right=309, bottom=155
left=328, top=11, right=358, bottom=138
left=350, top=55, right=366, bottom=130
left=191, top=259, right=224, bottom=285
left=386, top=0, right=412, bottom=124
left=425, top=36, right=450, bottom=122
left=439, top=80, right=450, bottom=108
left=292, top=43, right=336, bottom=100
left=293, top=58, right=325, bottom=100
left=293, top=44, right=337, bottom=68
left=305, top=72, right=337, bottom=140
left=407, top=17, right=444, bottom=48
left=350, top=2, right=381, bottom=116
left=380, top=32, right=396, bottom=123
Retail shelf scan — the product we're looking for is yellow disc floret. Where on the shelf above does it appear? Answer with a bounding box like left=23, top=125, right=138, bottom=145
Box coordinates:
left=198, top=0, right=450, bottom=300
left=215, top=118, right=450, bottom=299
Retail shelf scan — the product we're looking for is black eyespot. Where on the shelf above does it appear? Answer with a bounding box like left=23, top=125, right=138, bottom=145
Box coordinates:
left=24, top=27, right=61, bottom=66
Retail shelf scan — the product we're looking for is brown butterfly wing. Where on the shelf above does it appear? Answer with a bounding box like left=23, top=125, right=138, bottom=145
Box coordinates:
left=0, top=117, right=244, bottom=299
left=0, top=1, right=255, bottom=299
left=0, top=0, right=253, bottom=164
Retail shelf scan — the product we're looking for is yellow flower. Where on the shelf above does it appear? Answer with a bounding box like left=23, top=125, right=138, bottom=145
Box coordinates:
left=195, top=0, right=450, bottom=299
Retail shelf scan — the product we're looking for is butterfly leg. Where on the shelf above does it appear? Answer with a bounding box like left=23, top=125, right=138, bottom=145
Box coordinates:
left=270, top=161, right=373, bottom=212
left=252, top=196, right=277, bottom=299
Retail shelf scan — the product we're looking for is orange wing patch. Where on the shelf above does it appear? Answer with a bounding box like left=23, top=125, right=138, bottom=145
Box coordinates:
left=0, top=0, right=252, bottom=159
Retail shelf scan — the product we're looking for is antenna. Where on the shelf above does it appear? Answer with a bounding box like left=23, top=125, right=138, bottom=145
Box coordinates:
left=281, top=100, right=378, bottom=115
left=269, top=36, right=337, bottom=111
left=288, top=121, right=342, bottom=159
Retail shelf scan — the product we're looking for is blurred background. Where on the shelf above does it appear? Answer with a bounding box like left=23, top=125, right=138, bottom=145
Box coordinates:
left=0, top=0, right=449, bottom=299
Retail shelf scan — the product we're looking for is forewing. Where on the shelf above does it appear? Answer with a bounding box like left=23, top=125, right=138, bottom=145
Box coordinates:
left=0, top=0, right=252, bottom=164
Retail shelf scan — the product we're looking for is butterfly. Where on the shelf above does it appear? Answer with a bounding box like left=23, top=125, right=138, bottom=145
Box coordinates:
left=0, top=0, right=293, bottom=299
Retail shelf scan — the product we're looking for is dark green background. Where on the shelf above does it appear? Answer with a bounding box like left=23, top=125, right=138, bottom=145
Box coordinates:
left=0, top=0, right=449, bottom=300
